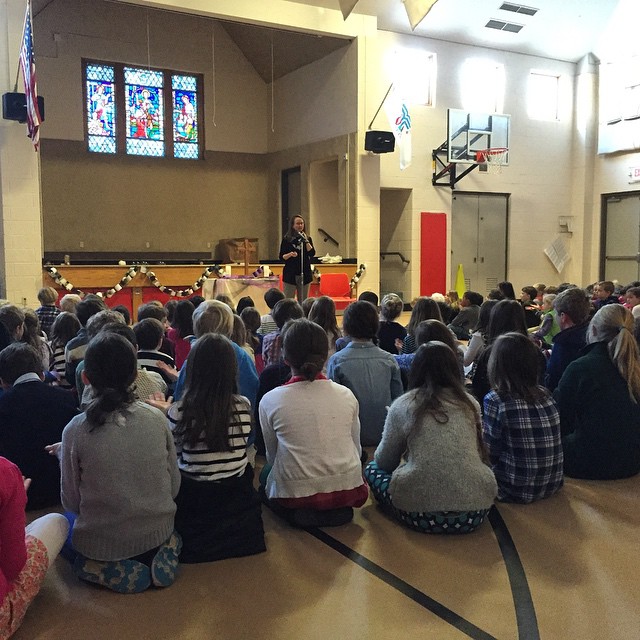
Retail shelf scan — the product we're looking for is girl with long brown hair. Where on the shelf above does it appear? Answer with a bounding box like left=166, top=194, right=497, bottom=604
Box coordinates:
left=365, top=341, right=497, bottom=534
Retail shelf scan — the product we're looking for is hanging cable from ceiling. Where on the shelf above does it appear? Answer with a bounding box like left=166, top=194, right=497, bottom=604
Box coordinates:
left=212, top=23, right=217, bottom=127
left=271, top=34, right=275, bottom=133
left=146, top=9, right=151, bottom=70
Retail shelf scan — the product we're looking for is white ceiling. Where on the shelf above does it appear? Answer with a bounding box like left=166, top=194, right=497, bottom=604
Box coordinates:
left=290, top=0, right=622, bottom=63
left=33, top=0, right=626, bottom=84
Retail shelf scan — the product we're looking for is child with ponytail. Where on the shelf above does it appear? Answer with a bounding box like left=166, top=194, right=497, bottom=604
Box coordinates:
left=556, top=304, right=640, bottom=479
left=259, top=319, right=368, bottom=528
left=58, top=332, right=181, bottom=594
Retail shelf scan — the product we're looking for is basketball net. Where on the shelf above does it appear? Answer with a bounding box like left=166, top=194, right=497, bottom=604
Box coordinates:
left=476, top=148, right=508, bottom=174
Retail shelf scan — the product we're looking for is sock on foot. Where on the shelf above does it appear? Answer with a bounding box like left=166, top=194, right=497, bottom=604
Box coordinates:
left=73, top=556, right=151, bottom=594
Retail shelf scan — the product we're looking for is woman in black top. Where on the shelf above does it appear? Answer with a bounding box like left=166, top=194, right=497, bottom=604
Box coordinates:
left=279, top=215, right=315, bottom=301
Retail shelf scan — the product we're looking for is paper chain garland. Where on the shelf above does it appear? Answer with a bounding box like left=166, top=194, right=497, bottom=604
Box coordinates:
left=350, top=263, right=366, bottom=289
left=45, top=264, right=227, bottom=299
left=45, top=263, right=365, bottom=298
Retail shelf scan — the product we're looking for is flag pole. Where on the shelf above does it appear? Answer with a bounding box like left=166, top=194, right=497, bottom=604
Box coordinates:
left=367, top=82, right=393, bottom=130
left=13, top=0, right=30, bottom=92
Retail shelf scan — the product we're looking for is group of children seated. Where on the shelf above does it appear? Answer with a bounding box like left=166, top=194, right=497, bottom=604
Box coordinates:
left=1, top=277, right=639, bottom=635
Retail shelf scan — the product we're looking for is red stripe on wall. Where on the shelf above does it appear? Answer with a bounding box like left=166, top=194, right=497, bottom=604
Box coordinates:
left=420, top=212, right=447, bottom=296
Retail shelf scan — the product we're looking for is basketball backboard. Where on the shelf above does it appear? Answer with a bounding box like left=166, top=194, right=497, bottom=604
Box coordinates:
left=446, top=109, right=510, bottom=164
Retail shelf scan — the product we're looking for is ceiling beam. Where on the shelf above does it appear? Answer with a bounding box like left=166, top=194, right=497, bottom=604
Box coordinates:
left=403, top=0, right=439, bottom=31
left=338, top=0, right=360, bottom=20
left=113, top=0, right=377, bottom=37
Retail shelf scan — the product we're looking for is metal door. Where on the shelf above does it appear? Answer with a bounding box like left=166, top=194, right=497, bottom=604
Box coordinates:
left=451, top=192, right=508, bottom=295
left=603, top=195, right=640, bottom=283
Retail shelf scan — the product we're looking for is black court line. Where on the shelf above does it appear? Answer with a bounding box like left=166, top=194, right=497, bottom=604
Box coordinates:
left=307, top=527, right=498, bottom=640
left=307, top=506, right=541, bottom=640
left=488, top=506, right=541, bottom=640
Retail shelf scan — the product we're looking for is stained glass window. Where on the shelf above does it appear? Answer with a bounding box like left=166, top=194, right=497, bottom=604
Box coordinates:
left=84, top=62, right=202, bottom=159
left=86, top=63, right=116, bottom=154
left=172, top=75, right=199, bottom=160
left=124, top=67, right=164, bottom=156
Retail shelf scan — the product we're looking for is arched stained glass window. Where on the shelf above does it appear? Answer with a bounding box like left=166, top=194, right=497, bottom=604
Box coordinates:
left=172, top=75, right=199, bottom=159
left=83, top=61, right=202, bottom=159
left=86, top=63, right=116, bottom=154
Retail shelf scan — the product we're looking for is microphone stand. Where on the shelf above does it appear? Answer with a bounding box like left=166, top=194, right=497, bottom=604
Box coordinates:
left=297, top=235, right=305, bottom=302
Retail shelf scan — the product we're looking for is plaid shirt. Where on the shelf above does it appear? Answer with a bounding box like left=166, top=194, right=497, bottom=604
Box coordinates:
left=482, top=388, right=563, bottom=503
left=261, top=330, right=282, bottom=368
left=35, top=305, right=60, bottom=337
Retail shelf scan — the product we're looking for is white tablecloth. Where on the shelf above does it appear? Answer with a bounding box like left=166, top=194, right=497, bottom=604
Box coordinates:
left=202, top=277, right=280, bottom=314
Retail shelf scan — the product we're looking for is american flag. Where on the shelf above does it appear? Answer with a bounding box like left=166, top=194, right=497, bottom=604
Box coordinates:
left=19, top=1, right=42, bottom=151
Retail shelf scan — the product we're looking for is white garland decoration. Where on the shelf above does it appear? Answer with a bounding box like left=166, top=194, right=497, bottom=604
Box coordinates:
left=350, top=263, right=366, bottom=290
left=46, top=263, right=365, bottom=298
left=45, top=264, right=224, bottom=299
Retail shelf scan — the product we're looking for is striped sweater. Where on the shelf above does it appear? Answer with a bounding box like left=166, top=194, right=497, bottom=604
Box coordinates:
left=167, top=396, right=252, bottom=481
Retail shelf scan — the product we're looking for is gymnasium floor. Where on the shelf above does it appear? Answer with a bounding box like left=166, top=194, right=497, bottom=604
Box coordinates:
left=16, top=465, right=640, bottom=640
left=15, top=311, right=640, bottom=639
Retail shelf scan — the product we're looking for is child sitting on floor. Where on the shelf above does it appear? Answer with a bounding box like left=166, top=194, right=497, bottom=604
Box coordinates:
left=261, top=299, right=304, bottom=368
left=48, top=312, right=81, bottom=389
left=482, top=332, right=563, bottom=503
left=531, top=293, right=560, bottom=347
left=0, top=458, right=69, bottom=637
left=158, top=334, right=265, bottom=562
left=258, top=288, right=285, bottom=336
left=259, top=318, right=368, bottom=528
left=327, top=301, right=403, bottom=446
left=365, top=341, right=497, bottom=534
left=34, top=286, right=60, bottom=339
left=55, top=332, right=181, bottom=594
left=308, top=296, right=342, bottom=358
left=377, top=293, right=406, bottom=355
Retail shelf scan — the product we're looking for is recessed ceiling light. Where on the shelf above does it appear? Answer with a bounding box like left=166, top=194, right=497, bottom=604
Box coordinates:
left=499, top=3, right=538, bottom=16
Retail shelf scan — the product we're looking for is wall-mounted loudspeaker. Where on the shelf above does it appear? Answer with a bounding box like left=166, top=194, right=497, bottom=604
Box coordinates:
left=2, top=92, right=45, bottom=123
left=364, top=130, right=395, bottom=154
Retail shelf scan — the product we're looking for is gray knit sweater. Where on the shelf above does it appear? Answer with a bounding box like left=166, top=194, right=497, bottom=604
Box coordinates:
left=61, top=401, right=181, bottom=561
left=374, top=390, right=497, bottom=513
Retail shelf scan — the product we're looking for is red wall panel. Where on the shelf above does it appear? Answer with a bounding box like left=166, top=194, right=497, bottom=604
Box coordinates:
left=420, top=212, right=447, bottom=296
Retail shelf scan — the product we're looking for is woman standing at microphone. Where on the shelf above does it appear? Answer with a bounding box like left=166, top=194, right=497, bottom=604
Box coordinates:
left=279, top=215, right=315, bottom=302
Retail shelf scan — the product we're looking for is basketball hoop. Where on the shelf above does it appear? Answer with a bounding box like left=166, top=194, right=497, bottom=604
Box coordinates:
left=475, top=147, right=508, bottom=174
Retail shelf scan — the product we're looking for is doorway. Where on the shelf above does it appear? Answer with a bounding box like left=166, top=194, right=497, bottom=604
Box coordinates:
left=450, top=192, right=509, bottom=295
left=281, top=166, right=301, bottom=238
left=309, top=159, right=341, bottom=254
left=380, top=188, right=412, bottom=301
left=601, top=192, right=640, bottom=282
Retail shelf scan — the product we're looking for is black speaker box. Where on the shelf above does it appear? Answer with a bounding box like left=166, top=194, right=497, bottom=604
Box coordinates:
left=364, top=130, right=395, bottom=153
left=2, top=92, right=45, bottom=123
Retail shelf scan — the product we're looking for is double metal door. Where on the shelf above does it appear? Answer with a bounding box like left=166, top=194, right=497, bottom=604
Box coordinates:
left=451, top=192, right=508, bottom=295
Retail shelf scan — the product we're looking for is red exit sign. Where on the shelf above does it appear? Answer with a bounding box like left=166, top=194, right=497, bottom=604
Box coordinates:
left=629, top=166, right=640, bottom=182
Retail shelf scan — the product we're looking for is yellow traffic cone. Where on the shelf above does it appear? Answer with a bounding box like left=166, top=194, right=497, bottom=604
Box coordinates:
left=454, top=263, right=466, bottom=298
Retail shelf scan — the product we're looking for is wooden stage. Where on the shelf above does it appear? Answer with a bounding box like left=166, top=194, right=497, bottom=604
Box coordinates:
left=43, top=263, right=360, bottom=320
